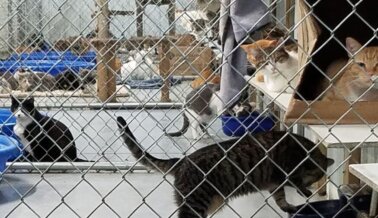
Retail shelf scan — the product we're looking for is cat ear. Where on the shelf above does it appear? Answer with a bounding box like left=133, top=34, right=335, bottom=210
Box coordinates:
left=346, top=37, right=362, bottom=57
left=10, top=95, right=17, bottom=104
left=240, top=44, right=261, bottom=57
left=327, top=158, right=335, bottom=167
left=240, top=44, right=252, bottom=53
left=26, top=96, right=34, bottom=105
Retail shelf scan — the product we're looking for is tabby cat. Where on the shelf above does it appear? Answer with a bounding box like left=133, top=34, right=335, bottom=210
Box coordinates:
left=14, top=68, right=56, bottom=92
left=322, top=37, right=378, bottom=101
left=241, top=38, right=299, bottom=93
left=117, top=116, right=334, bottom=217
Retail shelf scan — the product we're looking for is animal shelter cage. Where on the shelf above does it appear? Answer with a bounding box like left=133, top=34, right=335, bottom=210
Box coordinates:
left=1, top=0, right=378, bottom=217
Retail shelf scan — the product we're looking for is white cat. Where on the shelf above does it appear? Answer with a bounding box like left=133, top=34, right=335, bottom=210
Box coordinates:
left=120, top=49, right=159, bottom=81
left=175, top=10, right=214, bottom=42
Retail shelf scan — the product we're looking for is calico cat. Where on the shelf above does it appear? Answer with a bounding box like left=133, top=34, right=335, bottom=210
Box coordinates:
left=322, top=37, right=378, bottom=101
left=117, top=116, right=334, bottom=217
left=241, top=38, right=299, bottom=93
left=167, top=84, right=222, bottom=139
left=14, top=68, right=56, bottom=92
left=11, top=96, right=86, bottom=162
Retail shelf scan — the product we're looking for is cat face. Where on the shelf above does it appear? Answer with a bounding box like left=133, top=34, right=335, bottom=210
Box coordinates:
left=296, top=149, right=334, bottom=188
left=346, top=37, right=378, bottom=88
left=240, top=39, right=289, bottom=71
left=11, top=96, right=36, bottom=120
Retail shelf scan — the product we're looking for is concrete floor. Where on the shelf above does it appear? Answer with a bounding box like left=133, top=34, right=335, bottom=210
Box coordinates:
left=0, top=84, right=325, bottom=217
left=0, top=172, right=324, bottom=218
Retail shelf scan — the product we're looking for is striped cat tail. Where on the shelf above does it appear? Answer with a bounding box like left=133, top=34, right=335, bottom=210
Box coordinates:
left=116, top=116, right=180, bottom=174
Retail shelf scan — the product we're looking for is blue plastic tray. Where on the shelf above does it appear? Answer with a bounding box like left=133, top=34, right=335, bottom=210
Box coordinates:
left=0, top=59, right=95, bottom=76
left=0, top=135, right=21, bottom=172
left=221, top=112, right=275, bottom=137
left=10, top=51, right=96, bottom=63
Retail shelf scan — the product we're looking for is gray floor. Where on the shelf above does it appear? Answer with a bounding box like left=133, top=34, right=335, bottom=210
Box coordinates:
left=0, top=85, right=325, bottom=217
left=0, top=172, right=325, bottom=218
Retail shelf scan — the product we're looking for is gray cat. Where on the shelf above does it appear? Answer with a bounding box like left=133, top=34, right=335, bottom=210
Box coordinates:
left=117, top=116, right=334, bottom=217
left=167, top=84, right=221, bottom=139
left=167, top=84, right=256, bottom=139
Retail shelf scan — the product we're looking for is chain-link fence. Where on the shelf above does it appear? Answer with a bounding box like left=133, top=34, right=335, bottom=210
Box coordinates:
left=0, top=0, right=378, bottom=217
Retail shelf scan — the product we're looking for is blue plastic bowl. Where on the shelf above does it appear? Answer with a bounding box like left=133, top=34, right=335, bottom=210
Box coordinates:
left=0, top=59, right=95, bottom=76
left=0, top=135, right=21, bottom=172
left=221, top=112, right=275, bottom=137
left=10, top=51, right=96, bottom=63
left=0, top=109, right=16, bottom=137
left=288, top=200, right=357, bottom=218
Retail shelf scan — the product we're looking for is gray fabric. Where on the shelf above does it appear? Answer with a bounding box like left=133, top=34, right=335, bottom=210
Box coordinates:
left=219, top=0, right=271, bottom=109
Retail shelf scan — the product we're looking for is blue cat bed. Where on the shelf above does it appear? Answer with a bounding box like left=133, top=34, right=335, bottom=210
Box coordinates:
left=221, top=112, right=275, bottom=137
left=10, top=51, right=96, bottom=63
left=0, top=60, right=95, bottom=76
left=0, top=135, right=21, bottom=172
left=288, top=200, right=356, bottom=218
left=0, top=109, right=17, bottom=137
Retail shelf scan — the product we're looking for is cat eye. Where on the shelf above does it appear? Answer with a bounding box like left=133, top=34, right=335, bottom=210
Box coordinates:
left=357, top=62, right=366, bottom=68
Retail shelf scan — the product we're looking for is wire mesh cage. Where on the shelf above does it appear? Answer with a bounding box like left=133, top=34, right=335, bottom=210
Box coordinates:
left=0, top=0, right=378, bottom=217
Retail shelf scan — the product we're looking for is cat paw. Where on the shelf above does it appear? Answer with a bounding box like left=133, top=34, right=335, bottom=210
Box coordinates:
left=280, top=204, right=297, bottom=213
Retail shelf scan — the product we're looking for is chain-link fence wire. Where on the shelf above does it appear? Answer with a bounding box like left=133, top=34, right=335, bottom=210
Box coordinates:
left=0, top=0, right=377, bottom=217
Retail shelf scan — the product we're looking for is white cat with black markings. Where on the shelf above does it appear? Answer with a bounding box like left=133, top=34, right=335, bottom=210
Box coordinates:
left=120, top=49, right=158, bottom=81
left=11, top=96, right=88, bottom=162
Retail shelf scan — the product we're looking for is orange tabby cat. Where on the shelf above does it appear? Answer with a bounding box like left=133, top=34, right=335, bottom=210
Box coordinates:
left=191, top=68, right=221, bottom=89
left=322, top=37, right=378, bottom=101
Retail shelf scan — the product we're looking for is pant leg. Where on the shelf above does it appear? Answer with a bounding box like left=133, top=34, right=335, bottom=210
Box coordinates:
left=219, top=0, right=270, bottom=109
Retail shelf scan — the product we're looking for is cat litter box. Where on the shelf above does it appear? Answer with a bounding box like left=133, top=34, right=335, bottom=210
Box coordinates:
left=0, top=135, right=21, bottom=172
left=221, top=112, right=275, bottom=137
left=0, top=59, right=95, bottom=76
left=288, top=200, right=357, bottom=218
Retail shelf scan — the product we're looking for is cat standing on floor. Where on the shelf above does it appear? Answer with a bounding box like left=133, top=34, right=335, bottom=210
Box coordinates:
left=322, top=37, right=378, bottom=101
left=11, top=96, right=86, bottom=162
left=167, top=84, right=257, bottom=139
left=166, top=84, right=222, bottom=139
left=117, top=116, right=334, bottom=217
left=241, top=38, right=299, bottom=93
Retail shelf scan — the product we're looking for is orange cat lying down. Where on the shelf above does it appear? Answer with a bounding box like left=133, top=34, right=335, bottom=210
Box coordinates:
left=322, top=37, right=378, bottom=101
left=191, top=68, right=221, bottom=89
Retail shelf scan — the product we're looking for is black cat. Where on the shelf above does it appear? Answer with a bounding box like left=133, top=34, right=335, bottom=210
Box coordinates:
left=11, top=96, right=87, bottom=162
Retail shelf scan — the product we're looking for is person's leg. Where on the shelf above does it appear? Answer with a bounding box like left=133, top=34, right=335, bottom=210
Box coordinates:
left=219, top=0, right=271, bottom=109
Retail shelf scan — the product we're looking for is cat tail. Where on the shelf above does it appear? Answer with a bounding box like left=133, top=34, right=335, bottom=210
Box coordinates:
left=166, top=113, right=189, bottom=137
left=117, top=116, right=180, bottom=174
